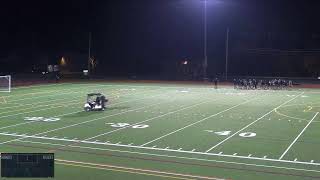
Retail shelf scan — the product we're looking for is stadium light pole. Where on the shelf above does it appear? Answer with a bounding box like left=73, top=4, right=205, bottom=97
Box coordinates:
left=88, top=32, right=92, bottom=74
left=225, top=28, right=229, bottom=81
left=201, top=1, right=229, bottom=81
left=203, top=0, right=208, bottom=81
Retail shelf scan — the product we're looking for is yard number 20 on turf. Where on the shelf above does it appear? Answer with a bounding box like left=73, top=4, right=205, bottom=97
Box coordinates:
left=24, top=117, right=60, bottom=122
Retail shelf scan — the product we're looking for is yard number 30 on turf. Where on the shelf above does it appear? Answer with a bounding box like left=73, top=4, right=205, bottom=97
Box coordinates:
left=106, top=123, right=149, bottom=129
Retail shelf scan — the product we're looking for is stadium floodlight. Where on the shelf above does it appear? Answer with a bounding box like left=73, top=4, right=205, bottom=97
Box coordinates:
left=0, top=75, right=11, bottom=92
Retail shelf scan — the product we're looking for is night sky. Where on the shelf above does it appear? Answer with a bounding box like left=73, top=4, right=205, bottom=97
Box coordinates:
left=1, top=0, right=320, bottom=78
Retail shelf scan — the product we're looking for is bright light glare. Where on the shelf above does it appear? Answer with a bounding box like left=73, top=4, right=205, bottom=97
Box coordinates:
left=60, top=57, right=66, bottom=66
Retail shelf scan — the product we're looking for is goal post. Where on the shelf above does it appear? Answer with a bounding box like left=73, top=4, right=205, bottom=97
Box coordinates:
left=0, top=75, right=11, bottom=92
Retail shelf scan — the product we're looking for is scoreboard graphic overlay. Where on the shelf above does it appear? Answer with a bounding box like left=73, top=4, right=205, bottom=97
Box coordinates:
left=1, top=153, right=54, bottom=178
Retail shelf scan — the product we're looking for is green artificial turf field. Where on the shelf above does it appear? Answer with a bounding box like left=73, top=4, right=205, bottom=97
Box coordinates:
left=0, top=82, right=320, bottom=180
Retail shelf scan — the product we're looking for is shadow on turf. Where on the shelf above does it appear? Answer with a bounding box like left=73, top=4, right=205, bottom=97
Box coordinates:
left=65, top=106, right=130, bottom=118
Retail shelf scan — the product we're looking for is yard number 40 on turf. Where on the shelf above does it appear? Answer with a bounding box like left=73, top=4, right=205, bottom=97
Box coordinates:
left=213, top=131, right=256, bottom=138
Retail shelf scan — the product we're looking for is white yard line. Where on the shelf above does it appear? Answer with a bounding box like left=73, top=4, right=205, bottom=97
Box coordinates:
left=8, top=85, right=117, bottom=102
left=0, top=86, right=162, bottom=119
left=0, top=86, right=141, bottom=112
left=0, top=92, right=176, bottom=145
left=66, top=83, right=308, bottom=94
left=6, top=83, right=149, bottom=103
left=10, top=139, right=320, bottom=169
left=278, top=112, right=319, bottom=160
left=0, top=100, right=85, bottom=120
left=12, top=83, right=67, bottom=90
left=83, top=100, right=213, bottom=141
left=205, top=92, right=304, bottom=153
left=0, top=97, right=6, bottom=104
left=0, top=97, right=76, bottom=110
left=5, top=83, right=101, bottom=99
left=0, top=99, right=80, bottom=115
left=140, top=98, right=258, bottom=147
left=0, top=90, right=174, bottom=130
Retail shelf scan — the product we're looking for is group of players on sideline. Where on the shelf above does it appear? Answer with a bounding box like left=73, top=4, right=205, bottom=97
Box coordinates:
left=211, top=77, right=293, bottom=90
left=233, top=78, right=293, bottom=90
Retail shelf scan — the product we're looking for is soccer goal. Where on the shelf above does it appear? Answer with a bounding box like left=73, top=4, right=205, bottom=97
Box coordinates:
left=0, top=75, right=11, bottom=92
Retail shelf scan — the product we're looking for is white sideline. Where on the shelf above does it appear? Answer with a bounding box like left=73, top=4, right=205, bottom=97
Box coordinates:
left=140, top=97, right=259, bottom=147
left=14, top=140, right=320, bottom=173
left=205, top=92, right=304, bottom=153
left=278, top=112, right=319, bottom=160
left=2, top=132, right=320, bottom=167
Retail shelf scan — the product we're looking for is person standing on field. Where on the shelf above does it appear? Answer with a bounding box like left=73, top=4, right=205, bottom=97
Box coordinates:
left=213, top=77, right=218, bottom=89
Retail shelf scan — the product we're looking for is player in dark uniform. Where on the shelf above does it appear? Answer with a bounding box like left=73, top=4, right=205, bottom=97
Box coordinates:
left=213, top=77, right=218, bottom=89
left=253, top=79, right=257, bottom=89
left=233, top=78, right=237, bottom=89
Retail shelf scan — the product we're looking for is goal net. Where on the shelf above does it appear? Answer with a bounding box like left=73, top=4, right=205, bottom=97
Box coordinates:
left=0, top=75, right=11, bottom=92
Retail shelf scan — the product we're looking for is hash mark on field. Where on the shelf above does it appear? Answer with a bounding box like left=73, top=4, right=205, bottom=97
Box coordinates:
left=152, top=145, right=157, bottom=148
left=311, top=160, right=314, bottom=163
left=218, top=152, right=223, bottom=155
left=141, top=98, right=258, bottom=147
left=233, top=153, right=237, bottom=155
left=165, top=146, right=170, bottom=149
left=279, top=112, right=319, bottom=160
left=191, top=149, right=196, bottom=152
left=248, top=154, right=252, bottom=157
left=178, top=148, right=182, bottom=151
left=85, top=100, right=212, bottom=141
left=294, top=158, right=298, bottom=161
left=263, top=156, right=267, bottom=159
left=205, top=92, right=304, bottom=153
left=4, top=132, right=320, bottom=167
